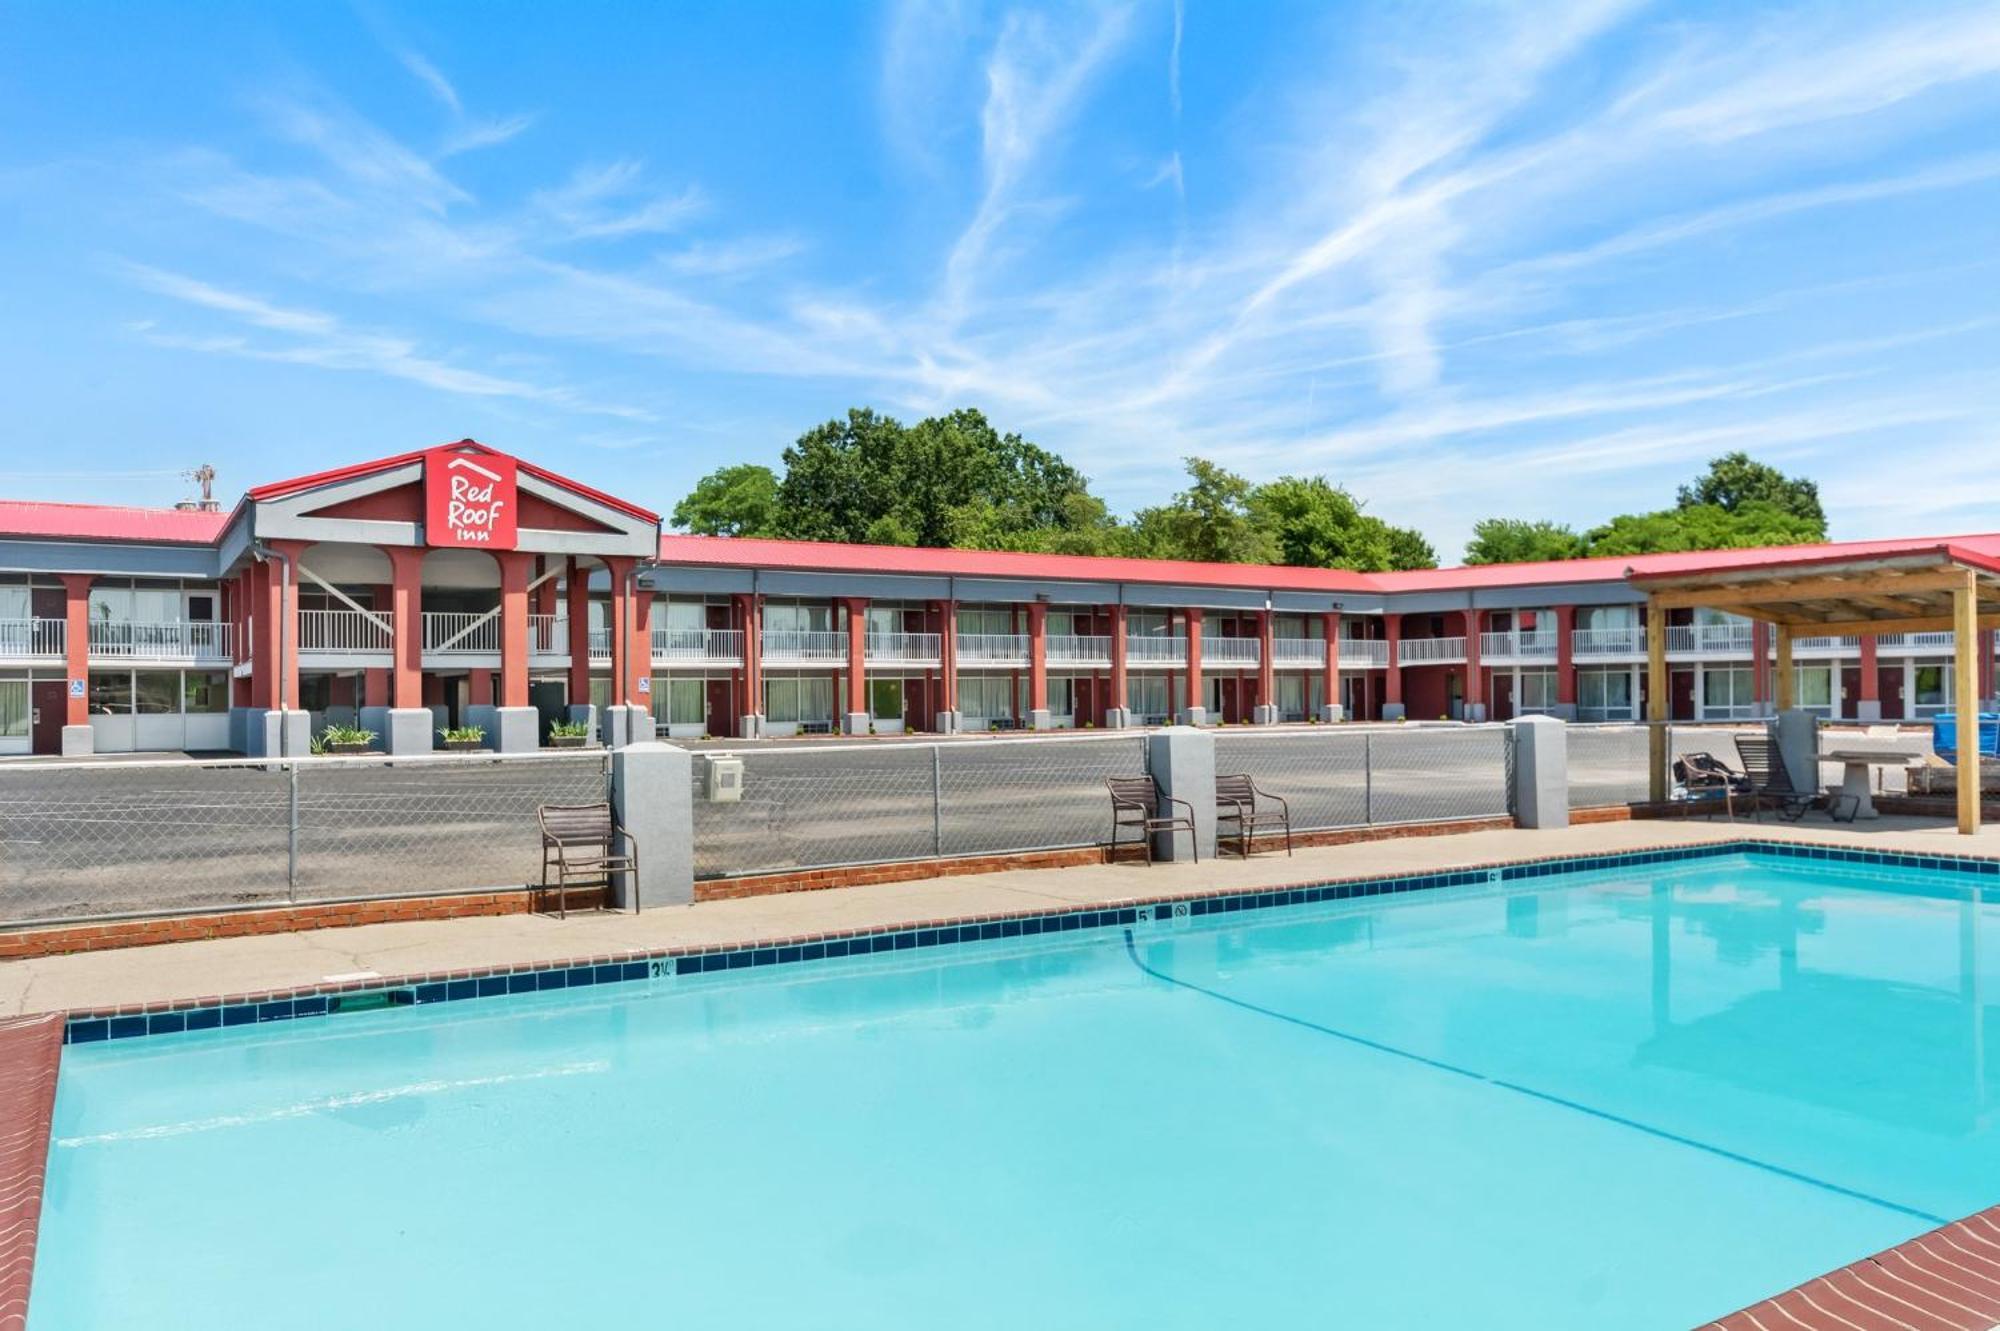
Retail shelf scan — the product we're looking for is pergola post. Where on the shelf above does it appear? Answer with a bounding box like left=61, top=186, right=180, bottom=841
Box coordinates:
left=1646, top=595, right=1667, bottom=803
left=1774, top=626, right=1794, bottom=713
left=1957, top=571, right=1981, bottom=835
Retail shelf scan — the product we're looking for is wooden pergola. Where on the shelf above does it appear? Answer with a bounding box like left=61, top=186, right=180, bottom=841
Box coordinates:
left=1629, top=544, right=2000, bottom=834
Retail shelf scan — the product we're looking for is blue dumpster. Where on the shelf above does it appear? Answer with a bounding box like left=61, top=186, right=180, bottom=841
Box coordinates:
left=1932, top=712, right=2000, bottom=759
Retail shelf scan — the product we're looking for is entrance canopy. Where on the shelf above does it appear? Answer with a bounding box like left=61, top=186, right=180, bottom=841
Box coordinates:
left=1628, top=543, right=2000, bottom=833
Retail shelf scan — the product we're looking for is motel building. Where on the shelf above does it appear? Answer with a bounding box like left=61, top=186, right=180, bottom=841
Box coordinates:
left=0, top=439, right=1995, bottom=757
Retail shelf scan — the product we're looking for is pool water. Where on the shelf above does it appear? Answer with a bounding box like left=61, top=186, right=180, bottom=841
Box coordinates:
left=32, top=852, right=2000, bottom=1329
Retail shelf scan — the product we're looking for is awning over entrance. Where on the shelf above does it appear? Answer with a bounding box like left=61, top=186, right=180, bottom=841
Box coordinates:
left=1629, top=543, right=2000, bottom=833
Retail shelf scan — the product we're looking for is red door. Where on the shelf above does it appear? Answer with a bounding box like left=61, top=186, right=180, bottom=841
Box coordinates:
left=1491, top=673, right=1516, bottom=722
left=705, top=680, right=734, bottom=737
left=1879, top=668, right=1905, bottom=720
left=31, top=680, right=64, bottom=755
left=1671, top=670, right=1697, bottom=721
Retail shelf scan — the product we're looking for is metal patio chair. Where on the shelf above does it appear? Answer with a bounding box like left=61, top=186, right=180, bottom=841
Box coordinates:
left=1215, top=773, right=1292, bottom=857
left=537, top=801, right=641, bottom=917
left=1673, top=751, right=1749, bottom=819
left=1734, top=734, right=1839, bottom=823
left=1106, top=776, right=1198, bottom=865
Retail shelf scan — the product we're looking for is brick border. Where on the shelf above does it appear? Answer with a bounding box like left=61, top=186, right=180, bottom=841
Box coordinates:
left=1702, top=1204, right=2000, bottom=1329
left=0, top=1014, right=62, bottom=1331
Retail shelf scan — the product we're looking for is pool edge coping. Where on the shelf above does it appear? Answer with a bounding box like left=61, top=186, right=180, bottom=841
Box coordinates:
left=0, top=1013, right=62, bottom=1331
left=51, top=833, right=2000, bottom=1044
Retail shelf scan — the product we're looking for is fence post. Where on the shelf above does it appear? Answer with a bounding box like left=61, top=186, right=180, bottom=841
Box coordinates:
left=1512, top=715, right=1569, bottom=829
left=287, top=759, right=300, bottom=900
left=611, top=740, right=695, bottom=908
left=1363, top=733, right=1374, bottom=825
left=931, top=745, right=943, bottom=856
left=1145, top=726, right=1217, bottom=861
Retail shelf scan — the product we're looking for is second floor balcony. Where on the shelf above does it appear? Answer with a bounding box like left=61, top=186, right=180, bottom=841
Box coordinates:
left=87, top=619, right=232, bottom=662
left=1125, top=634, right=1188, bottom=667
left=1271, top=637, right=1328, bottom=666
left=0, top=618, right=66, bottom=660
left=652, top=627, right=744, bottom=665
left=1338, top=636, right=1389, bottom=667
left=1479, top=630, right=1558, bottom=661
left=1398, top=635, right=1467, bottom=665
left=865, top=631, right=942, bottom=665
left=762, top=629, right=849, bottom=664
left=1203, top=636, right=1260, bottom=667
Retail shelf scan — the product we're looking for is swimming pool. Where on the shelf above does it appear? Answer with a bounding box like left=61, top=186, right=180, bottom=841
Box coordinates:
left=29, top=845, right=2000, bottom=1329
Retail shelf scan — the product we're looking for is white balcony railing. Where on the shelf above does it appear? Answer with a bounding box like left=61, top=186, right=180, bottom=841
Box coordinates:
left=589, top=627, right=611, bottom=662
left=87, top=620, right=232, bottom=661
left=423, top=611, right=500, bottom=655
left=763, top=630, right=849, bottom=663
left=1203, top=636, right=1261, bottom=666
left=866, top=632, right=942, bottom=663
left=529, top=614, right=568, bottom=656
left=1479, top=630, right=1558, bottom=660
left=653, top=627, right=744, bottom=663
left=957, top=633, right=1030, bottom=664
left=1125, top=635, right=1189, bottom=665
left=0, top=618, right=65, bottom=659
left=1397, top=635, right=1467, bottom=664
left=1271, top=637, right=1327, bottom=666
left=1048, top=634, right=1113, bottom=664
left=1790, top=635, right=1860, bottom=654
left=1665, top=624, right=1754, bottom=655
left=298, top=609, right=390, bottom=654
left=1571, top=627, right=1645, bottom=656
left=1337, top=637, right=1389, bottom=667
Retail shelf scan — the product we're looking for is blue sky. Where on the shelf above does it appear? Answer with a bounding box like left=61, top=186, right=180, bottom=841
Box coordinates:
left=3, top=1, right=1998, bottom=559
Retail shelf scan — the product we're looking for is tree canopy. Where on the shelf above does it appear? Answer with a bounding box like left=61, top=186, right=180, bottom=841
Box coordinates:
left=671, top=409, right=1435, bottom=570
left=1462, top=452, right=1829, bottom=564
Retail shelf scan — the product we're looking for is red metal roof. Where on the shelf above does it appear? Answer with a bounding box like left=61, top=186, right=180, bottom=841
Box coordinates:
left=654, top=533, right=1380, bottom=594
left=0, top=500, right=229, bottom=545
left=247, top=440, right=660, bottom=525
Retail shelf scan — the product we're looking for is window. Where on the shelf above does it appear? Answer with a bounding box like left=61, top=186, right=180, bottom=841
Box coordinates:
left=1128, top=610, right=1171, bottom=637
left=1579, top=605, right=1638, bottom=630
left=88, top=670, right=132, bottom=715
left=1129, top=674, right=1169, bottom=721
left=1578, top=668, right=1634, bottom=720
left=0, top=579, right=29, bottom=621
left=1277, top=674, right=1306, bottom=720
left=134, top=671, right=180, bottom=714
left=764, top=601, right=832, bottom=633
left=653, top=677, right=703, bottom=726
left=1047, top=675, right=1076, bottom=718
left=661, top=600, right=707, bottom=632
left=766, top=676, right=834, bottom=724
left=869, top=678, right=903, bottom=721
left=88, top=581, right=133, bottom=623
left=1518, top=670, right=1558, bottom=713
left=1915, top=665, right=1949, bottom=711
left=1793, top=665, right=1834, bottom=717
left=184, top=671, right=229, bottom=714
left=589, top=676, right=611, bottom=710
left=958, top=675, right=1014, bottom=722
left=132, top=583, right=183, bottom=623
left=1701, top=667, right=1756, bottom=719
left=959, top=607, right=1013, bottom=636
left=0, top=679, right=26, bottom=738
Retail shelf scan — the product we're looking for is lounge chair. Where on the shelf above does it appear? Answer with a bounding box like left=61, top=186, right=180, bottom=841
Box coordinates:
left=1215, top=773, right=1292, bottom=857
left=1673, top=751, right=1750, bottom=818
left=537, top=801, right=641, bottom=917
left=1107, top=776, right=1198, bottom=864
left=1734, top=734, right=1834, bottom=822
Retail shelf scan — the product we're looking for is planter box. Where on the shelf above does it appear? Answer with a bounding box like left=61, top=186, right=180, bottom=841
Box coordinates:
left=545, top=735, right=593, bottom=750
left=326, top=742, right=375, bottom=756
left=441, top=739, right=486, bottom=753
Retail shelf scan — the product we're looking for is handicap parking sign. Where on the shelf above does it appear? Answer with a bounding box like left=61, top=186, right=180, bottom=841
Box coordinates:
left=68, top=678, right=85, bottom=698
left=637, top=677, right=650, bottom=695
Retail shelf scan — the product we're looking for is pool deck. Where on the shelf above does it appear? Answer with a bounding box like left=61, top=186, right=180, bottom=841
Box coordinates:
left=5, top=812, right=1998, bottom=1020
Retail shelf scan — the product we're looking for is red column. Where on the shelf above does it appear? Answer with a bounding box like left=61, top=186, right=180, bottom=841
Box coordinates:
left=937, top=599, right=958, bottom=717
left=1555, top=605, right=1576, bottom=707
left=1750, top=621, right=1773, bottom=712
left=1384, top=616, right=1402, bottom=708
left=1026, top=602, right=1050, bottom=719
left=60, top=574, right=92, bottom=727
left=1109, top=604, right=1129, bottom=714
left=566, top=558, right=592, bottom=705
left=844, top=597, right=868, bottom=723
left=603, top=557, right=635, bottom=707
left=627, top=585, right=654, bottom=710
left=498, top=551, right=532, bottom=709
left=734, top=592, right=762, bottom=726
left=1858, top=633, right=1880, bottom=705
left=1257, top=608, right=1276, bottom=719
left=387, top=546, right=425, bottom=709
left=1463, top=609, right=1484, bottom=717
left=1185, top=607, right=1205, bottom=719
left=468, top=667, right=493, bottom=706
left=264, top=541, right=305, bottom=712
left=1322, top=611, right=1341, bottom=717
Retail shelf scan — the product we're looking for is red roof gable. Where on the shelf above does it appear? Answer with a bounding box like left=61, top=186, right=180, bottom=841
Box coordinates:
left=0, top=500, right=229, bottom=545
left=248, top=440, right=660, bottom=525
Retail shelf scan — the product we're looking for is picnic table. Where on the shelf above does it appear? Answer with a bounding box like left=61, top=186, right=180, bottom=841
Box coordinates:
left=1823, top=749, right=1916, bottom=821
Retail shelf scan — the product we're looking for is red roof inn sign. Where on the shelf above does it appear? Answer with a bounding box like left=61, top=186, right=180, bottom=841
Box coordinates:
left=424, top=449, right=518, bottom=549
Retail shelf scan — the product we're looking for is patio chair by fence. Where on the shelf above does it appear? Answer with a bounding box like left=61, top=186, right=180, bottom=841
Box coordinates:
left=1215, top=773, right=1292, bottom=858
left=1734, top=734, right=1833, bottom=823
left=537, top=802, right=641, bottom=917
left=1106, top=776, right=1198, bottom=865
left=1673, top=752, right=1749, bottom=819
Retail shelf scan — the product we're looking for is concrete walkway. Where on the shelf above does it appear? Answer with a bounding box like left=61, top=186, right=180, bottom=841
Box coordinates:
left=6, top=814, right=1998, bottom=1018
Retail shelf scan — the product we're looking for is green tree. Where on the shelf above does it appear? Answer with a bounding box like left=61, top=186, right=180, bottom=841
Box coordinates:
left=1127, top=458, right=1278, bottom=564
left=669, top=463, right=780, bottom=537
left=1584, top=501, right=1821, bottom=556
left=1249, top=476, right=1437, bottom=571
left=1463, top=518, right=1588, bottom=565
left=1676, top=451, right=1826, bottom=535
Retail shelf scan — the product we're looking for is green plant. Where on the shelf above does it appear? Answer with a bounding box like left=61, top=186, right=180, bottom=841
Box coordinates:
left=320, top=723, right=376, bottom=746
left=548, top=719, right=591, bottom=739
left=308, top=731, right=328, bottom=756
left=439, top=725, right=486, bottom=743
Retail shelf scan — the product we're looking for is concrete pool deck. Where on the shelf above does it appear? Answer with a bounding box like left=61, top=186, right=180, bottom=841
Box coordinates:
left=6, top=813, right=2000, bottom=1019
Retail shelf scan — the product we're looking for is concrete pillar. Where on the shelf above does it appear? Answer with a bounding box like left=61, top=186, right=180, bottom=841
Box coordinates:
left=1252, top=608, right=1279, bottom=723
left=1181, top=607, right=1208, bottom=725
left=1105, top=604, right=1131, bottom=728
left=1856, top=633, right=1882, bottom=722
left=1750, top=620, right=1774, bottom=718
left=1026, top=601, right=1052, bottom=729
left=610, top=740, right=694, bottom=909
left=843, top=597, right=869, bottom=735
left=1512, top=714, right=1569, bottom=829
left=1146, top=726, right=1216, bottom=861
left=1774, top=709, right=1819, bottom=798
left=1382, top=616, right=1405, bottom=721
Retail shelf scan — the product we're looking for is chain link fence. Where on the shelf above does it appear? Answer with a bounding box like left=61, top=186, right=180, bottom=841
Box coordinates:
left=1565, top=723, right=1768, bottom=809
left=695, top=725, right=1516, bottom=879
left=0, top=752, right=610, bottom=925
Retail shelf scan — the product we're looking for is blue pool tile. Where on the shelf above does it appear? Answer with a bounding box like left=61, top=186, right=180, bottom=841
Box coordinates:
left=593, top=965, right=623, bottom=985
left=184, top=1007, right=221, bottom=1031
left=753, top=948, right=779, bottom=966
left=67, top=1019, right=108, bottom=1044
left=292, top=996, right=329, bottom=1017
left=623, top=961, right=652, bottom=980
left=447, top=980, right=478, bottom=1001
left=107, top=1015, right=147, bottom=1040
left=257, top=1001, right=293, bottom=1022
left=479, top=975, right=510, bottom=996
left=222, top=1004, right=257, bottom=1027
left=564, top=967, right=595, bottom=988
left=412, top=984, right=447, bottom=1005
left=146, top=1012, right=187, bottom=1036
left=507, top=972, right=538, bottom=994
left=726, top=950, right=754, bottom=969
left=535, top=969, right=567, bottom=991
